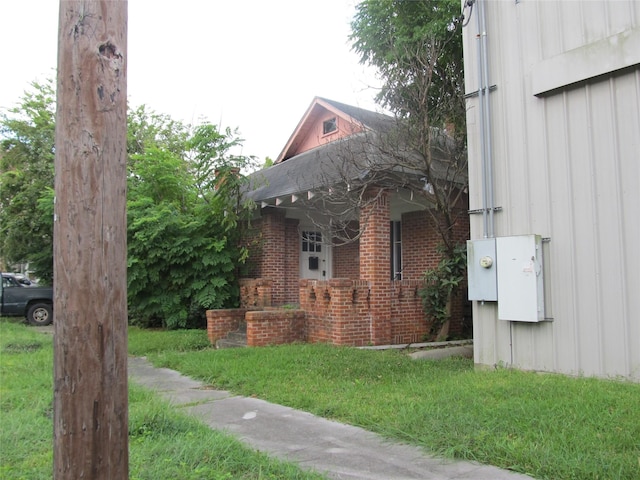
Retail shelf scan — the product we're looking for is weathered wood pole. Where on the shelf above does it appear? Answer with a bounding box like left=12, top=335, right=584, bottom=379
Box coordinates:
left=53, top=1, right=128, bottom=478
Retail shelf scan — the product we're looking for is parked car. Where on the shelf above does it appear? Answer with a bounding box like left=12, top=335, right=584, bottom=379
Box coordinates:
left=12, top=273, right=36, bottom=286
left=0, top=273, right=53, bottom=326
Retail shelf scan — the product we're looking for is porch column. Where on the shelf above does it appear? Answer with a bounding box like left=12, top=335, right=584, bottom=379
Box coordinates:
left=260, top=208, right=286, bottom=305
left=359, top=189, right=392, bottom=344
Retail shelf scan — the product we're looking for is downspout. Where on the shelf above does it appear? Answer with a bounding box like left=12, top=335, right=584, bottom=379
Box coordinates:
left=473, top=0, right=489, bottom=238
left=466, top=0, right=496, bottom=239
left=479, top=0, right=496, bottom=238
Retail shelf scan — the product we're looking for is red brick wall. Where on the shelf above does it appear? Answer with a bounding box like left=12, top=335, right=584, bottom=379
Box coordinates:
left=299, top=279, right=331, bottom=344
left=239, top=278, right=272, bottom=308
left=260, top=209, right=286, bottom=304
left=332, top=239, right=360, bottom=279
left=301, top=279, right=373, bottom=346
left=246, top=309, right=305, bottom=346
left=390, top=280, right=428, bottom=343
left=300, top=278, right=430, bottom=346
left=243, top=211, right=299, bottom=306
left=284, top=218, right=300, bottom=304
left=240, top=195, right=470, bottom=344
left=400, top=208, right=470, bottom=338
left=244, top=218, right=263, bottom=279
left=206, top=309, right=246, bottom=344
left=400, top=211, right=441, bottom=280
left=359, top=190, right=391, bottom=344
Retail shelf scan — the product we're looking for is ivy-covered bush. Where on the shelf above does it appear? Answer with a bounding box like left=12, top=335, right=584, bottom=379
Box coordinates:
left=126, top=122, right=256, bottom=329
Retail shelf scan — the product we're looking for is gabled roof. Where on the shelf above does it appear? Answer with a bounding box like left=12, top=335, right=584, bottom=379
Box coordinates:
left=275, top=96, right=395, bottom=163
left=247, top=97, right=465, bottom=206
left=247, top=132, right=374, bottom=202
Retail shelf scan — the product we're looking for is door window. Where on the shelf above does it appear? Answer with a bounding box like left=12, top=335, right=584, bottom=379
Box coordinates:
left=302, top=231, right=322, bottom=253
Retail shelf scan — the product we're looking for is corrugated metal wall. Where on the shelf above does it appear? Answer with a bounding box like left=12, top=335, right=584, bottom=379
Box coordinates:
left=463, top=0, right=640, bottom=380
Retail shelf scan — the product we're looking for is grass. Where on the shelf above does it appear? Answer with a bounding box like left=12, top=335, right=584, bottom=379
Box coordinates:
left=138, top=331, right=640, bottom=480
left=0, top=321, right=325, bottom=480
left=3, top=323, right=640, bottom=479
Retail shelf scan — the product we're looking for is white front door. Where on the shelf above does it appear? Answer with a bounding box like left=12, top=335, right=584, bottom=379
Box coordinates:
left=300, top=230, right=331, bottom=279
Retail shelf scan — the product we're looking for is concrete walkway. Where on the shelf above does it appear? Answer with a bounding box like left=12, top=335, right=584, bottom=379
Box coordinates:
left=129, top=356, right=534, bottom=480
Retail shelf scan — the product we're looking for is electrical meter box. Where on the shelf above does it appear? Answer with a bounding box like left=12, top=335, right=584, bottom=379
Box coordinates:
left=496, top=235, right=545, bottom=322
left=467, top=238, right=498, bottom=301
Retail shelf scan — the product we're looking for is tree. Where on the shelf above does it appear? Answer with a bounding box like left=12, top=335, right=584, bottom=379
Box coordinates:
left=351, top=0, right=466, bottom=135
left=126, top=118, right=256, bottom=329
left=127, top=104, right=190, bottom=157
left=2, top=79, right=257, bottom=329
left=308, top=0, right=469, bottom=339
left=0, top=79, right=56, bottom=282
left=349, top=0, right=467, bottom=255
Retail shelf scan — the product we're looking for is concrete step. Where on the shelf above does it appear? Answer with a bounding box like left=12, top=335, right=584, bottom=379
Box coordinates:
left=226, top=331, right=247, bottom=342
left=216, top=330, right=247, bottom=349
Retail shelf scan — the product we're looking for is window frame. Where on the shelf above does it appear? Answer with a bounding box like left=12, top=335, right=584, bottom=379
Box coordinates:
left=302, top=231, right=322, bottom=253
left=390, top=221, right=402, bottom=280
left=322, top=117, right=337, bottom=135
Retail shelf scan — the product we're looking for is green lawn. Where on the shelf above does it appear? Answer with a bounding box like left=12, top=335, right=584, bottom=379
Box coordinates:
left=130, top=327, right=640, bottom=480
left=2, top=322, right=639, bottom=479
left=0, top=321, right=325, bottom=480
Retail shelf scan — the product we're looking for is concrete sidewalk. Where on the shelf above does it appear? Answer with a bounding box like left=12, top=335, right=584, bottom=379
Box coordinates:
left=129, top=356, right=534, bottom=480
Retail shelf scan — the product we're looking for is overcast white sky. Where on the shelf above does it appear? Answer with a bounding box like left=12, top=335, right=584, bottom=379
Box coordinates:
left=1, top=0, right=382, bottom=161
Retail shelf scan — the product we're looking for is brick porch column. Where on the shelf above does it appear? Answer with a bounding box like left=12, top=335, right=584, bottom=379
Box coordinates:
left=359, top=189, right=392, bottom=344
left=260, top=208, right=286, bottom=305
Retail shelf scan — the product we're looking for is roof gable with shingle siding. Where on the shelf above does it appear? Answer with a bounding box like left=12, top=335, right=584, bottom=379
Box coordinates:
left=276, top=97, right=394, bottom=162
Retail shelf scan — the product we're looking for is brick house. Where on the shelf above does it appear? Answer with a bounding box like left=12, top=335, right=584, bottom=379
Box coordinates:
left=208, top=97, right=469, bottom=347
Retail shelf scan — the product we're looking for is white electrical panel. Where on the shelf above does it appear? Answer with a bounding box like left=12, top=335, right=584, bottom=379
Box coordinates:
left=496, top=235, right=545, bottom=322
left=467, top=238, right=498, bottom=301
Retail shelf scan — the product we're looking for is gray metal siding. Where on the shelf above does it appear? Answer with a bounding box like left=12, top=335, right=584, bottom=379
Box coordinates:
left=463, top=0, right=640, bottom=380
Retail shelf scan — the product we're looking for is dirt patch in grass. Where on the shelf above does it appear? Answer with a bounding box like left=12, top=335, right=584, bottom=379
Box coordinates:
left=3, top=341, right=43, bottom=353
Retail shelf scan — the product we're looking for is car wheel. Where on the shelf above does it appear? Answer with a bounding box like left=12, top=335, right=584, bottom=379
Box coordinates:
left=27, top=303, right=53, bottom=326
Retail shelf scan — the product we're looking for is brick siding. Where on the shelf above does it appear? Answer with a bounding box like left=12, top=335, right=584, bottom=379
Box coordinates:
left=206, top=309, right=246, bottom=344
left=359, top=190, right=392, bottom=344
left=246, top=309, right=305, bottom=346
left=237, top=190, right=471, bottom=346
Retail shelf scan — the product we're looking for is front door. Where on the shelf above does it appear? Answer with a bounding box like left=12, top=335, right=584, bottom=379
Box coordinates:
left=300, top=230, right=331, bottom=279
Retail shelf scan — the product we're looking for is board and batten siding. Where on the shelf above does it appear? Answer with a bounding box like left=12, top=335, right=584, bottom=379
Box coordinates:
left=463, top=0, right=640, bottom=380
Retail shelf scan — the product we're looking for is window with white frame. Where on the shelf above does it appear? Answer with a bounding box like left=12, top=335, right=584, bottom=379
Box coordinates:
left=302, top=231, right=322, bottom=252
left=390, top=221, right=402, bottom=280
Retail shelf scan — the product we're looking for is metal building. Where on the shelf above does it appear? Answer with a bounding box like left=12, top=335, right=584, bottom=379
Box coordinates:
left=463, top=0, right=639, bottom=380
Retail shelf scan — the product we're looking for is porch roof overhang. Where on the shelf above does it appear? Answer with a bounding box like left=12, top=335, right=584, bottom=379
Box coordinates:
left=245, top=130, right=467, bottom=215
left=246, top=134, right=371, bottom=204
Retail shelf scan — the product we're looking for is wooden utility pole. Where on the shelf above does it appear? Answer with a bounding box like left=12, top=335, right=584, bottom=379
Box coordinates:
left=53, top=1, right=128, bottom=478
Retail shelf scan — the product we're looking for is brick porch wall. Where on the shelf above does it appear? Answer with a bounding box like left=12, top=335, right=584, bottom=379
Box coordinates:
left=391, top=280, right=428, bottom=343
left=206, top=309, right=247, bottom=344
left=299, top=278, right=431, bottom=346
left=239, top=193, right=470, bottom=344
left=239, top=278, right=272, bottom=308
left=300, top=279, right=373, bottom=346
left=245, top=309, right=306, bottom=346
left=229, top=277, right=465, bottom=347
left=401, top=211, right=442, bottom=280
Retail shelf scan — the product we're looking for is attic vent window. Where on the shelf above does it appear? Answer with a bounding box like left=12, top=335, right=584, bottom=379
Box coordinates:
left=323, top=117, right=337, bottom=135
